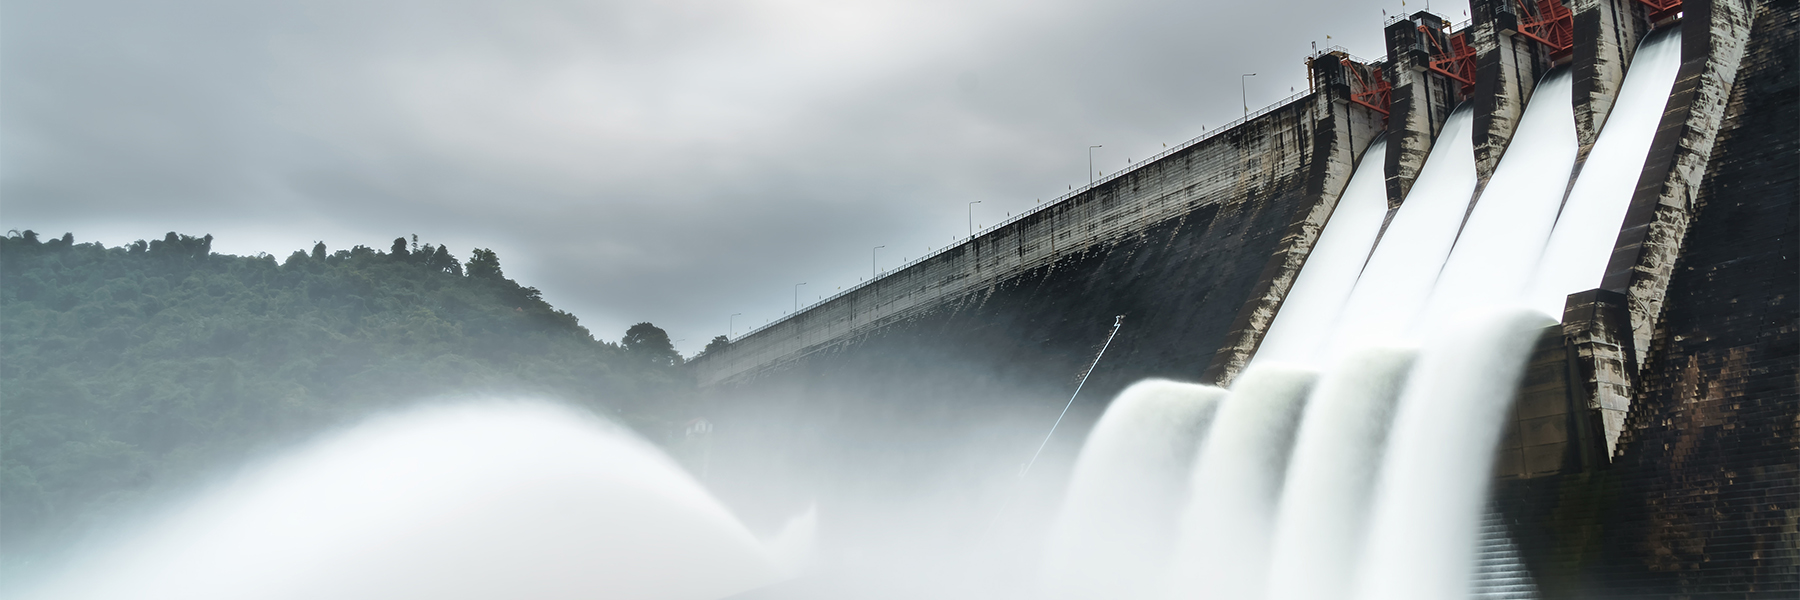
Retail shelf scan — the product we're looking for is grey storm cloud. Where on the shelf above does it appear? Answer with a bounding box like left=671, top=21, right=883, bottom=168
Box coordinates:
left=2, top=0, right=1422, bottom=355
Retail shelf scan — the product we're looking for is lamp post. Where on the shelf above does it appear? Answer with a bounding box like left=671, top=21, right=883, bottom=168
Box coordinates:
left=1089, top=145, right=1103, bottom=186
left=1242, top=73, right=1257, bottom=118
left=729, top=313, right=741, bottom=338
left=873, top=246, right=885, bottom=279
left=794, top=283, right=806, bottom=312
left=968, top=201, right=981, bottom=238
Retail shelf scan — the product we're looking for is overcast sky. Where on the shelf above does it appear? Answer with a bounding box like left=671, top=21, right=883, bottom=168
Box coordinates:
left=3, top=0, right=1466, bottom=356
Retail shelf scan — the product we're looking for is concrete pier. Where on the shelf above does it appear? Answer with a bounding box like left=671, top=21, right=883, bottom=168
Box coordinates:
left=1470, top=0, right=1553, bottom=184
left=1381, top=12, right=1461, bottom=207
left=1600, top=0, right=1755, bottom=366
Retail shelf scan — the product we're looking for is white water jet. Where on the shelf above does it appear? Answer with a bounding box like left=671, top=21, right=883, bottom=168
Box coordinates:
left=1324, top=105, right=1479, bottom=359
left=1041, top=380, right=1226, bottom=600
left=1350, top=308, right=1555, bottom=600
left=1255, top=136, right=1393, bottom=366
left=25, top=401, right=798, bottom=600
left=1416, top=69, right=1579, bottom=336
left=1164, top=365, right=1316, bottom=600
left=1524, top=25, right=1684, bottom=317
left=1265, top=346, right=1417, bottom=600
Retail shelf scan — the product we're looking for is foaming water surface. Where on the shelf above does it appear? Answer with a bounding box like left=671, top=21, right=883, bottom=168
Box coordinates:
left=1164, top=365, right=1316, bottom=600
left=25, top=402, right=806, bottom=600
left=1041, top=380, right=1224, bottom=600
left=1265, top=346, right=1416, bottom=600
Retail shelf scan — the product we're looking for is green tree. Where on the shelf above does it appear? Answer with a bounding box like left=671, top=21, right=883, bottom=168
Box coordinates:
left=0, top=230, right=697, bottom=566
left=427, top=245, right=461, bottom=275
left=701, top=335, right=730, bottom=356
left=623, top=323, right=681, bottom=366
left=465, top=248, right=503, bottom=280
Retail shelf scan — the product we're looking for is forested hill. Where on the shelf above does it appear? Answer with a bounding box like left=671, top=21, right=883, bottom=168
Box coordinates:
left=0, top=231, right=695, bottom=562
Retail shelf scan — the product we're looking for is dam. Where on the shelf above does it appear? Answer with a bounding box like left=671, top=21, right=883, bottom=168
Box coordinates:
left=691, top=0, right=1795, bottom=597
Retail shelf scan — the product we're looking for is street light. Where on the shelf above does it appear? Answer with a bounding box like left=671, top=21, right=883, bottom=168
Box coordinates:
left=968, top=201, right=982, bottom=238
left=1089, top=145, right=1103, bottom=186
left=794, top=282, right=806, bottom=312
left=729, top=313, right=742, bottom=338
left=873, top=246, right=885, bottom=279
left=1242, top=73, right=1257, bottom=118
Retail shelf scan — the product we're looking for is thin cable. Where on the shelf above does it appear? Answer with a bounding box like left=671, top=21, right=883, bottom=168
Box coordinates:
left=1021, top=315, right=1125, bottom=477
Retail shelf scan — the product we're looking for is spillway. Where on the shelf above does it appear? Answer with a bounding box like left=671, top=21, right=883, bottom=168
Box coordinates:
left=1415, top=69, right=1579, bottom=335
left=1264, top=346, right=1417, bottom=600
left=1524, top=25, right=1685, bottom=317
left=1164, top=365, right=1315, bottom=600
left=1349, top=309, right=1555, bottom=600
left=1040, top=380, right=1225, bottom=600
left=1323, top=105, right=1479, bottom=360
left=1254, top=136, right=1393, bottom=367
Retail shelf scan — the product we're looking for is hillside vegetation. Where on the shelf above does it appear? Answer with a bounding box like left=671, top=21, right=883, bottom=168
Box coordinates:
left=0, top=231, right=695, bottom=560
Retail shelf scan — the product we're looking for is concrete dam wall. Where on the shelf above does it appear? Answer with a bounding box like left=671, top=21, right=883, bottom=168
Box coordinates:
left=694, top=83, right=1384, bottom=391
left=688, top=0, right=1794, bottom=597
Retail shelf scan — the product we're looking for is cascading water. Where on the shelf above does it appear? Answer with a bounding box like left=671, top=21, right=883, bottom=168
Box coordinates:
left=1253, top=136, right=1393, bottom=366
left=1415, top=69, right=1579, bottom=335
left=1323, top=105, right=1479, bottom=359
left=1524, top=25, right=1685, bottom=317
left=1163, top=365, right=1316, bottom=600
left=1048, top=21, right=1689, bottom=600
left=24, top=402, right=808, bottom=600
left=1264, top=346, right=1417, bottom=600
left=1350, top=308, right=1556, bottom=600
left=1040, top=380, right=1226, bottom=600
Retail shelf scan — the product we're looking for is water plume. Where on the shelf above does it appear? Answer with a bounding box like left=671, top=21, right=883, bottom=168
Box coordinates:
left=1350, top=308, right=1555, bottom=600
left=1040, top=380, right=1226, bottom=600
left=1165, top=364, right=1317, bottom=600
left=24, top=401, right=797, bottom=600
left=1265, top=346, right=1417, bottom=600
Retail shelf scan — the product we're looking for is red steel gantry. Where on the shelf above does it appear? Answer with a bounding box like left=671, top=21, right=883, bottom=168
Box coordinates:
left=1420, top=24, right=1477, bottom=92
left=1635, top=0, right=1683, bottom=23
left=1515, top=0, right=1576, bottom=60
left=1348, top=65, right=1393, bottom=116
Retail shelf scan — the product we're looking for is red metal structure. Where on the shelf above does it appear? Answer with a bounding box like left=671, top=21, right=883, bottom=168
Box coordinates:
left=1421, top=26, right=1477, bottom=90
left=1636, top=0, right=1683, bottom=22
left=1348, top=65, right=1393, bottom=116
left=1515, top=0, right=1576, bottom=59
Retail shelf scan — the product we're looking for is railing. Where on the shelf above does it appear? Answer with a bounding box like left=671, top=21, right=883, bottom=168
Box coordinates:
left=1311, top=45, right=1378, bottom=65
left=727, top=88, right=1316, bottom=343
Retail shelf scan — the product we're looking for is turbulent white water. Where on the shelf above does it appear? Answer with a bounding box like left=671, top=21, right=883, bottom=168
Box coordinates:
left=1058, top=23, right=1688, bottom=600
left=1040, top=380, right=1225, bottom=600
left=1524, top=25, right=1685, bottom=317
left=1255, top=136, right=1394, bottom=366
left=1416, top=69, right=1579, bottom=334
left=26, top=402, right=806, bottom=600
left=1351, top=308, right=1555, bottom=600
left=1324, top=105, right=1479, bottom=360
left=1164, top=365, right=1316, bottom=600
left=1265, top=346, right=1417, bottom=600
